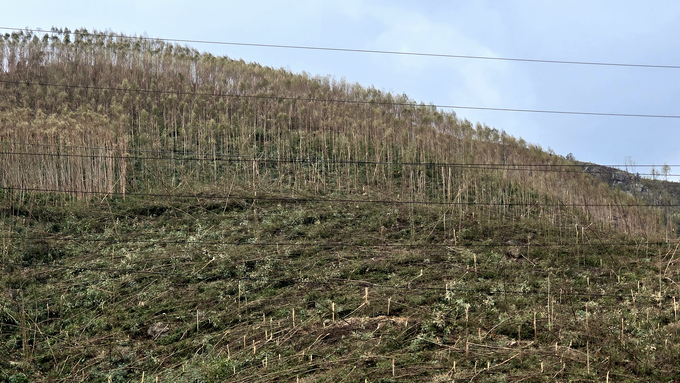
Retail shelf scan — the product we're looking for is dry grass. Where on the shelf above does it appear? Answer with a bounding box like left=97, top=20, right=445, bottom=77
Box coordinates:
left=0, top=29, right=678, bottom=382
left=0, top=194, right=678, bottom=382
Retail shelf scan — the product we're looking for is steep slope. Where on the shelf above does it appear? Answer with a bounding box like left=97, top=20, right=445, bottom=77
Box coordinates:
left=1, top=28, right=679, bottom=382
left=0, top=28, right=663, bottom=237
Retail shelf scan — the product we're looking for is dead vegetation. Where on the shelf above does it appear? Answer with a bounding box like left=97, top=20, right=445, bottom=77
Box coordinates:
left=1, top=29, right=679, bottom=382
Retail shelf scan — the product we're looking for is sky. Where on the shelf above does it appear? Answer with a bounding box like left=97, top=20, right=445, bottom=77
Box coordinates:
left=4, top=1, right=680, bottom=177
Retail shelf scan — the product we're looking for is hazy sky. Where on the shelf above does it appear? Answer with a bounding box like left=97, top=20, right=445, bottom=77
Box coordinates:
left=4, top=1, right=680, bottom=175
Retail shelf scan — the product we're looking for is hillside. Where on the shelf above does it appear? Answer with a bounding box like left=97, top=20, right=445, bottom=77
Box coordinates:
left=583, top=162, right=680, bottom=235
left=1, top=28, right=679, bottom=382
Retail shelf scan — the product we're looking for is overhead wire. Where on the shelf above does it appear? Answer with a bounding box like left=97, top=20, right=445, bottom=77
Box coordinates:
left=0, top=186, right=674, bottom=207
left=0, top=30, right=676, bottom=266
left=3, top=142, right=677, bottom=168
left=1, top=79, right=679, bottom=119
left=2, top=29, right=678, bottom=365
left=0, top=149, right=675, bottom=176
left=2, top=26, right=680, bottom=70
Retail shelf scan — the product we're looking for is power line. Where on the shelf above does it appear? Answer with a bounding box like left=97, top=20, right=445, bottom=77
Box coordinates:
left=0, top=186, right=670, bottom=207
left=3, top=143, right=678, bottom=176
left=2, top=78, right=680, bottom=120
left=3, top=149, right=676, bottom=176
left=0, top=151, right=674, bottom=177
left=0, top=142, right=668, bottom=168
left=3, top=26, right=680, bottom=71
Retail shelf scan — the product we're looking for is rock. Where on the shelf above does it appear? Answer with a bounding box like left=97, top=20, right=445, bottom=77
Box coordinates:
left=147, top=322, right=169, bottom=339
left=612, top=172, right=627, bottom=185
left=635, top=183, right=647, bottom=193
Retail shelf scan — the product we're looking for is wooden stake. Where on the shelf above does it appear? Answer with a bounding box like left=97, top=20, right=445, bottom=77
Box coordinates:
left=586, top=341, right=590, bottom=374
left=364, top=287, right=369, bottom=305
left=518, top=325, right=522, bottom=363
left=473, top=254, right=477, bottom=278
left=332, top=302, right=335, bottom=322
left=621, top=317, right=624, bottom=343
left=527, top=235, right=530, bottom=259
left=533, top=312, right=537, bottom=342
left=547, top=277, right=551, bottom=330
left=552, top=297, right=555, bottom=326
left=19, top=291, right=26, bottom=360
left=392, top=358, right=395, bottom=377
left=387, top=297, right=391, bottom=316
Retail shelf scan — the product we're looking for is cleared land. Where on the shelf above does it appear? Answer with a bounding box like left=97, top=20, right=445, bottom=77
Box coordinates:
left=1, top=29, right=680, bottom=382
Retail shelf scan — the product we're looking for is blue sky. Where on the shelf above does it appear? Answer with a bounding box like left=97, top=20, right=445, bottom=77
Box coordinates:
left=4, top=1, right=680, bottom=176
